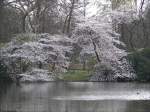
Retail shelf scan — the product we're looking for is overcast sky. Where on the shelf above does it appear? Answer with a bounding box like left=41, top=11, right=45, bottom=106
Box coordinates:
left=86, top=0, right=149, bottom=17
left=86, top=0, right=111, bottom=17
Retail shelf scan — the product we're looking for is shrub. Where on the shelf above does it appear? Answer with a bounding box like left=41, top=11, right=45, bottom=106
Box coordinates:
left=0, top=43, right=6, bottom=48
left=128, top=48, right=150, bottom=81
left=14, top=33, right=38, bottom=44
left=0, top=60, right=11, bottom=81
left=87, top=56, right=97, bottom=70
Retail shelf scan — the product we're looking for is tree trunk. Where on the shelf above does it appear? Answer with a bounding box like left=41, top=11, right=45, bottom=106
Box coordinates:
left=0, top=0, right=4, bottom=8
left=92, top=41, right=101, bottom=62
left=41, top=14, right=45, bottom=33
left=66, top=0, right=75, bottom=34
left=83, top=0, right=86, bottom=17
left=28, top=16, right=35, bottom=33
left=63, top=15, right=69, bottom=33
left=35, top=0, right=41, bottom=33
left=0, top=0, right=4, bottom=37
left=22, top=15, right=26, bottom=33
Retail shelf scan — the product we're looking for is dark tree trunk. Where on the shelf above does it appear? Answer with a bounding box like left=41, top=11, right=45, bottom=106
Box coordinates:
left=66, top=0, right=75, bottom=34
left=63, top=15, right=69, bottom=33
left=92, top=41, right=101, bottom=62
left=22, top=15, right=27, bottom=33
left=83, top=0, right=86, bottom=17
left=0, top=0, right=4, bottom=8
left=35, top=0, right=41, bottom=33
left=41, top=14, right=45, bottom=33
left=0, top=0, right=4, bottom=38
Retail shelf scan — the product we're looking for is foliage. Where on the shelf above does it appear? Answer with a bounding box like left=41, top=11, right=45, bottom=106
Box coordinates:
left=87, top=56, right=97, bottom=70
left=112, top=0, right=136, bottom=9
left=14, top=33, right=38, bottom=44
left=128, top=48, right=150, bottom=81
left=60, top=70, right=92, bottom=81
left=20, top=59, right=32, bottom=73
left=0, top=7, right=22, bottom=42
left=0, top=60, right=11, bottom=81
left=0, top=34, right=73, bottom=81
left=0, top=43, right=6, bottom=48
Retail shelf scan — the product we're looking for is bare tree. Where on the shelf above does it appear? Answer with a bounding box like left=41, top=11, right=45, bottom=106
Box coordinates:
left=61, top=0, right=80, bottom=34
left=83, top=0, right=89, bottom=17
left=27, top=0, right=59, bottom=33
left=8, top=0, right=36, bottom=32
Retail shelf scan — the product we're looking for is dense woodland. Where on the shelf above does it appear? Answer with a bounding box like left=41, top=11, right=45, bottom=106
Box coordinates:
left=0, top=0, right=88, bottom=41
left=0, top=0, right=150, bottom=82
left=0, top=0, right=138, bottom=41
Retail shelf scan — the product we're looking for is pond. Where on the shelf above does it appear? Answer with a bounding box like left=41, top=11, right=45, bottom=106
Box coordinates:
left=0, top=82, right=150, bottom=112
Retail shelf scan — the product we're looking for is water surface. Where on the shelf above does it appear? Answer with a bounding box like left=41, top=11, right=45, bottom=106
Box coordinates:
left=0, top=82, right=150, bottom=112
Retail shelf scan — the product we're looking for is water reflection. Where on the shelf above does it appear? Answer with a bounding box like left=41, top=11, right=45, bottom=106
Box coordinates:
left=0, top=82, right=150, bottom=112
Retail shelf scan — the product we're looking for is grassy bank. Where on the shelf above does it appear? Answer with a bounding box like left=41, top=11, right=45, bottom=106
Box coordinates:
left=59, top=70, right=92, bottom=81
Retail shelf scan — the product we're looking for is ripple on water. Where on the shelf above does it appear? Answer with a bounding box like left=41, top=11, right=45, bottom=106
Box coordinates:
left=53, top=91, right=150, bottom=101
